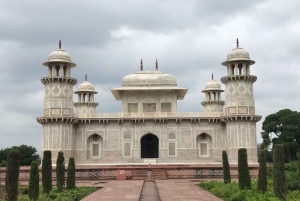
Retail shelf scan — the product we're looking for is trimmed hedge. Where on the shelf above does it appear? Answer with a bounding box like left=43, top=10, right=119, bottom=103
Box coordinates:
left=56, top=151, right=65, bottom=192
left=28, top=161, right=39, bottom=201
left=66, top=157, right=76, bottom=189
left=42, top=150, right=52, bottom=194
left=5, top=149, right=21, bottom=201
left=238, top=148, right=251, bottom=190
left=222, top=151, right=231, bottom=184
left=257, top=148, right=267, bottom=192
left=273, top=144, right=287, bottom=199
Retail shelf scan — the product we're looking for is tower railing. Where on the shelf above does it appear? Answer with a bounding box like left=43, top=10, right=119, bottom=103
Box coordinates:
left=74, top=112, right=225, bottom=118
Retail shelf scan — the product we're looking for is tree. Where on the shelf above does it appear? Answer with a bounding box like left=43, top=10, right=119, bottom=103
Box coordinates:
left=56, top=151, right=65, bottom=192
left=273, top=144, right=287, bottom=199
left=42, top=150, right=52, bottom=194
left=238, top=148, right=251, bottom=190
left=222, top=151, right=231, bottom=184
left=28, top=161, right=39, bottom=201
left=0, top=144, right=39, bottom=166
left=66, top=157, right=76, bottom=189
left=257, top=144, right=267, bottom=193
left=5, top=150, right=21, bottom=201
left=262, top=109, right=300, bottom=162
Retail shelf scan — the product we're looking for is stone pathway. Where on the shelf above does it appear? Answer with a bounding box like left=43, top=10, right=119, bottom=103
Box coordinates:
left=139, top=181, right=160, bottom=201
left=81, top=180, right=143, bottom=201
left=156, top=180, right=222, bottom=201
left=80, top=179, right=222, bottom=201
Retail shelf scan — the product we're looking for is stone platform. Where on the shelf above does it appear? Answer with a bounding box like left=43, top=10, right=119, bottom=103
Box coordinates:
left=0, top=163, right=259, bottom=181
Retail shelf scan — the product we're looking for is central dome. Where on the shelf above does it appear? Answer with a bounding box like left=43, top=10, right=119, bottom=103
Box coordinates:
left=122, top=71, right=177, bottom=87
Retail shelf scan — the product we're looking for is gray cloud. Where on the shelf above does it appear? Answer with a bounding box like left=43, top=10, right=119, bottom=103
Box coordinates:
left=0, top=0, right=300, bottom=152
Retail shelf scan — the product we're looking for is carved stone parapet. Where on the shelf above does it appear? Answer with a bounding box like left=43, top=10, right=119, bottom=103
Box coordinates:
left=221, top=75, right=257, bottom=84
left=36, top=117, right=78, bottom=124
left=201, top=100, right=225, bottom=106
left=74, top=102, right=99, bottom=107
left=221, top=115, right=261, bottom=122
left=41, top=77, right=77, bottom=85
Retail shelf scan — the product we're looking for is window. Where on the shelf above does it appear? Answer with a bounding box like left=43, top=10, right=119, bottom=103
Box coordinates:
left=143, top=103, right=156, bottom=112
left=92, top=144, right=99, bottom=157
left=200, top=143, right=207, bottom=155
left=168, top=142, right=176, bottom=156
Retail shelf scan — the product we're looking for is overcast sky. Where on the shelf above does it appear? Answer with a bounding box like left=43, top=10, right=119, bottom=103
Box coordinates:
left=1, top=0, right=300, bottom=153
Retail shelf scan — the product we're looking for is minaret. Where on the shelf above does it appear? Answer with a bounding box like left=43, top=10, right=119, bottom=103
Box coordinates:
left=201, top=74, right=224, bottom=116
left=221, top=39, right=261, bottom=163
left=37, top=41, right=77, bottom=163
left=74, top=75, right=99, bottom=117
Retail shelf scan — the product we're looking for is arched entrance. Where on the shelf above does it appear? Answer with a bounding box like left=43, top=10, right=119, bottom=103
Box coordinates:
left=141, top=133, right=159, bottom=158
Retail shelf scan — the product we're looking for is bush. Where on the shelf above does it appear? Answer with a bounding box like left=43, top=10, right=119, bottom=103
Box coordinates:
left=5, top=149, right=21, bottom=201
left=238, top=148, right=251, bottom=190
left=257, top=149, right=267, bottom=193
left=66, top=157, right=76, bottom=189
left=222, top=151, right=231, bottom=184
left=0, top=160, right=7, bottom=167
left=28, top=161, right=39, bottom=201
left=56, top=151, right=65, bottom=192
left=42, top=150, right=52, bottom=194
left=273, top=144, right=287, bottom=200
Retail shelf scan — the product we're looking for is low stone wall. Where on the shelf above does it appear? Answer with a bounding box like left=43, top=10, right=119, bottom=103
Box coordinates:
left=0, top=164, right=259, bottom=181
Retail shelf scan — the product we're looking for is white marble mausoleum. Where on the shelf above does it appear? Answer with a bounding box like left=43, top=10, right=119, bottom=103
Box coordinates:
left=37, top=40, right=261, bottom=165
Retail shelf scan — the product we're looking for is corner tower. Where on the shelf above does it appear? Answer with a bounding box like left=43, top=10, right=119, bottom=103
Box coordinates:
left=74, top=75, right=99, bottom=117
left=37, top=41, right=77, bottom=162
left=221, top=39, right=261, bottom=163
left=201, top=74, right=224, bottom=116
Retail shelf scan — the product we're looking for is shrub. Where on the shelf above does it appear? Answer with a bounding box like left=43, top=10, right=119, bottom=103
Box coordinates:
left=5, top=149, right=21, bottom=201
left=56, top=151, right=65, bottom=192
left=273, top=144, right=287, bottom=200
left=257, top=149, right=267, bottom=192
left=222, top=150, right=231, bottom=184
left=238, top=148, right=251, bottom=190
left=66, top=157, right=76, bottom=189
left=42, top=150, right=52, bottom=194
left=0, top=160, right=7, bottom=167
left=28, top=161, right=39, bottom=201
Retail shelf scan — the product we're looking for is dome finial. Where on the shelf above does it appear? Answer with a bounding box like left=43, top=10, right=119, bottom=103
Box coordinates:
left=140, top=59, right=143, bottom=71
left=85, top=74, right=87, bottom=81
left=212, top=73, right=214, bottom=80
left=59, top=39, right=61, bottom=49
left=155, top=59, right=158, bottom=71
left=236, top=38, right=239, bottom=47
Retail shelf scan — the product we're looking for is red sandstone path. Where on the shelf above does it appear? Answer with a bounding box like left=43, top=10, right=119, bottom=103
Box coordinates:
left=80, top=179, right=222, bottom=201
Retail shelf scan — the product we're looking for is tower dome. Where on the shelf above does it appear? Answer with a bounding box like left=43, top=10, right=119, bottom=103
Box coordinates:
left=222, top=39, right=255, bottom=66
left=75, top=75, right=97, bottom=94
left=43, top=40, right=76, bottom=67
left=202, top=75, right=223, bottom=92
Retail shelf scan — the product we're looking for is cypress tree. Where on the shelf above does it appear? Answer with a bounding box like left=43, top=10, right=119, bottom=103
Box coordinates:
left=42, top=150, right=52, bottom=194
left=238, top=148, right=251, bottom=190
left=66, top=157, right=76, bottom=189
left=28, top=161, right=39, bottom=201
left=222, top=151, right=231, bottom=184
left=297, top=147, right=300, bottom=176
left=257, top=148, right=267, bottom=192
left=5, top=150, right=21, bottom=201
left=56, top=151, right=65, bottom=192
left=273, top=144, right=287, bottom=200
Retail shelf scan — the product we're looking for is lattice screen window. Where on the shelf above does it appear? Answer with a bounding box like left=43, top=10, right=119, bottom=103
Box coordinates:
left=124, top=143, right=131, bottom=157
left=161, top=103, right=171, bottom=112
left=143, top=103, right=156, bottom=112
left=92, top=144, right=99, bottom=157
left=168, top=142, right=176, bottom=156
left=128, top=103, right=138, bottom=113
left=200, top=143, right=208, bottom=156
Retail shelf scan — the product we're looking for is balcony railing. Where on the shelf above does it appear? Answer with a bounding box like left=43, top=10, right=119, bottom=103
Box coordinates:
left=74, top=112, right=225, bottom=118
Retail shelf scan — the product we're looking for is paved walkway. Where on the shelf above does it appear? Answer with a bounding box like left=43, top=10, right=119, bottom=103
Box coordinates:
left=80, top=179, right=222, bottom=201
left=140, top=181, right=160, bottom=201
left=156, top=180, right=222, bottom=201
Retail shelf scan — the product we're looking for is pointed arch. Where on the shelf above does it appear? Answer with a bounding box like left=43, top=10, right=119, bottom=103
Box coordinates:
left=196, top=133, right=212, bottom=157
